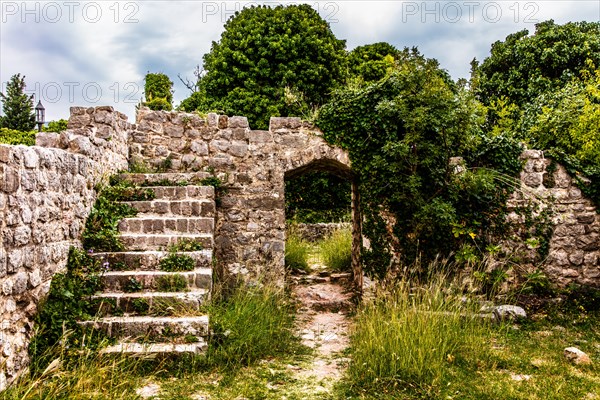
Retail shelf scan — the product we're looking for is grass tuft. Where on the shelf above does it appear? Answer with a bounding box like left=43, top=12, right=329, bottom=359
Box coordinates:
left=319, top=227, right=352, bottom=271
left=345, top=273, right=494, bottom=397
left=207, top=284, right=303, bottom=369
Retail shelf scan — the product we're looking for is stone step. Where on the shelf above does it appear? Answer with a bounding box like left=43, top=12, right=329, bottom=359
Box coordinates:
left=119, top=234, right=213, bottom=251
left=92, top=250, right=213, bottom=271
left=101, top=269, right=212, bottom=291
left=80, top=315, right=209, bottom=340
left=121, top=199, right=215, bottom=217
left=138, top=185, right=215, bottom=201
left=101, top=341, right=207, bottom=355
left=92, top=290, right=209, bottom=316
left=118, top=217, right=214, bottom=235
left=116, top=172, right=212, bottom=186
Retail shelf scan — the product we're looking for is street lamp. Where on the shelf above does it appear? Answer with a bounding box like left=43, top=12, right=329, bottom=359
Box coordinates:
left=35, top=100, right=45, bottom=132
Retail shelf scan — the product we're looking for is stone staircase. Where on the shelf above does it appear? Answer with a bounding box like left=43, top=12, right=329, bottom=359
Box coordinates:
left=81, top=173, right=215, bottom=355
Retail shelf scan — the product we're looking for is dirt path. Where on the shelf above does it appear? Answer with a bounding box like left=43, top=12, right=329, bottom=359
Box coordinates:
left=288, top=250, right=354, bottom=395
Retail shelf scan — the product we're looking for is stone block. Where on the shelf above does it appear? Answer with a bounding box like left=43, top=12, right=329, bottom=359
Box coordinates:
left=2, top=166, right=19, bottom=193
left=35, top=132, right=59, bottom=148
left=270, top=117, right=302, bottom=130
left=228, top=116, right=249, bottom=129
left=522, top=172, right=542, bottom=188
left=521, top=149, right=543, bottom=159
left=249, top=130, right=272, bottom=144
left=218, top=115, right=228, bottom=129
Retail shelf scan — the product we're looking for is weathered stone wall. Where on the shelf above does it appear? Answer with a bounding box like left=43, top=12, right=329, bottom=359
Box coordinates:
left=290, top=223, right=351, bottom=243
left=129, top=107, right=352, bottom=286
left=0, top=106, right=129, bottom=389
left=508, top=150, right=599, bottom=287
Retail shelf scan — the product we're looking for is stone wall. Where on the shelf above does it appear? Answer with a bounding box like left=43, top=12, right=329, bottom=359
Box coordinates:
left=290, top=223, right=351, bottom=243
left=129, top=107, right=353, bottom=286
left=508, top=150, right=599, bottom=287
left=0, top=106, right=129, bottom=389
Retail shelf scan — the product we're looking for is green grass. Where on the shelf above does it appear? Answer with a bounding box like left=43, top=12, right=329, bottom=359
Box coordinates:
left=207, top=284, right=305, bottom=368
left=285, top=231, right=311, bottom=273
left=341, top=275, right=494, bottom=398
left=337, top=273, right=600, bottom=400
left=3, top=333, right=149, bottom=400
left=319, top=228, right=352, bottom=271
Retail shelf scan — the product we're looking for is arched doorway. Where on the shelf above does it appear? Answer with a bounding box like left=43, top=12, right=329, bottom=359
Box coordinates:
left=284, top=159, right=362, bottom=294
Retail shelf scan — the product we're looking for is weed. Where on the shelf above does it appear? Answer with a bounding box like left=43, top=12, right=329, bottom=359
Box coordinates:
left=82, top=186, right=137, bottom=252
left=27, top=248, right=109, bottom=374
left=102, top=181, right=155, bottom=202
left=131, top=298, right=150, bottom=314
left=157, top=274, right=188, bottom=292
left=128, top=159, right=153, bottom=173
left=156, top=155, right=173, bottom=173
left=167, top=239, right=204, bottom=252
left=123, top=277, right=143, bottom=293
left=319, top=227, right=352, bottom=271
left=159, top=252, right=196, bottom=272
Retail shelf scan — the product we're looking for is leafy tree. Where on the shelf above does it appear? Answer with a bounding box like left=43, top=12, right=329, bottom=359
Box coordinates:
left=0, top=73, right=36, bottom=131
left=318, top=48, right=521, bottom=275
left=347, top=42, right=400, bottom=83
left=143, top=73, right=173, bottom=111
left=183, top=4, right=346, bottom=129
left=474, top=20, right=600, bottom=107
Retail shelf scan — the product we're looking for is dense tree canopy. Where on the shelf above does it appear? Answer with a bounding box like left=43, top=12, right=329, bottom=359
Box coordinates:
left=474, top=20, right=600, bottom=207
left=181, top=4, right=346, bottom=129
left=474, top=20, right=600, bottom=107
left=0, top=74, right=36, bottom=132
left=143, top=73, right=173, bottom=111
left=318, top=48, right=522, bottom=274
left=347, top=42, right=400, bottom=83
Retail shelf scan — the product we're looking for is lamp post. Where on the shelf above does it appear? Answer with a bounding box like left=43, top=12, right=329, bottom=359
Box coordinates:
left=35, top=100, right=45, bottom=132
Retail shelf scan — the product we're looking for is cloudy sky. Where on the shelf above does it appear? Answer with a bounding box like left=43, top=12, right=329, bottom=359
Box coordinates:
left=1, top=0, right=599, bottom=123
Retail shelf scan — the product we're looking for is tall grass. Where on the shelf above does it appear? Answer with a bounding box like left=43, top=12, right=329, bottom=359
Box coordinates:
left=346, top=274, right=494, bottom=397
left=319, top=227, right=352, bottom=271
left=2, top=332, right=148, bottom=400
left=207, top=285, right=302, bottom=369
left=285, top=230, right=311, bottom=272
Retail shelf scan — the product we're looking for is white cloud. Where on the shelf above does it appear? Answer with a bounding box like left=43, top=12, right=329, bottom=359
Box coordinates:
left=1, top=0, right=598, bottom=122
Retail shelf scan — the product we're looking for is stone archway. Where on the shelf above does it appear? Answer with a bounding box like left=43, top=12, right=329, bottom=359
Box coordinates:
left=275, top=120, right=362, bottom=294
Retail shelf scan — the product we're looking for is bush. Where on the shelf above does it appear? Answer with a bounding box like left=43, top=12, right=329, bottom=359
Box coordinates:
left=0, top=127, right=36, bottom=145
left=42, top=119, right=68, bottom=132
left=284, top=231, right=311, bottom=272
left=346, top=274, right=493, bottom=397
left=319, top=228, right=352, bottom=271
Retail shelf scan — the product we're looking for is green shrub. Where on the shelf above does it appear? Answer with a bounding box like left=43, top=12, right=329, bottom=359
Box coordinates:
left=345, top=275, right=493, bottom=397
left=101, top=181, right=155, bottom=202
left=207, top=285, right=301, bottom=368
left=28, top=247, right=108, bottom=374
left=0, top=127, right=36, bottom=145
left=284, top=231, right=310, bottom=272
left=319, top=228, right=352, bottom=271
left=82, top=186, right=137, bottom=252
